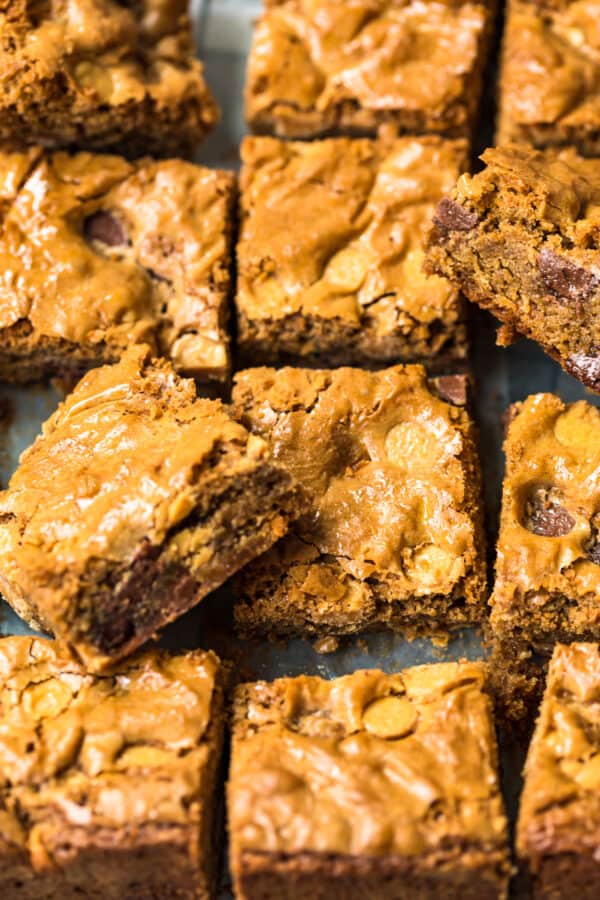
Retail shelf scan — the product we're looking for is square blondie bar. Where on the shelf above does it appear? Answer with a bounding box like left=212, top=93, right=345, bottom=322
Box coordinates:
left=426, top=144, right=600, bottom=391
left=0, top=347, right=302, bottom=671
left=0, top=637, right=225, bottom=899
left=0, top=148, right=235, bottom=385
left=232, top=365, right=486, bottom=641
left=245, top=0, right=496, bottom=139
left=236, top=135, right=469, bottom=370
left=517, top=643, right=600, bottom=899
left=0, top=0, right=218, bottom=157
left=497, top=0, right=600, bottom=156
left=229, top=662, right=511, bottom=900
left=490, top=394, right=600, bottom=651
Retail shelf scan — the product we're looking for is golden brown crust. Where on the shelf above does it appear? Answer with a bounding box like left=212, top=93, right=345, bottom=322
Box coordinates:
left=0, top=0, right=218, bottom=157
left=236, top=135, right=469, bottom=369
left=497, top=0, right=600, bottom=156
left=232, top=365, right=486, bottom=641
left=228, top=663, right=510, bottom=899
left=0, top=346, right=302, bottom=670
left=517, top=643, right=600, bottom=897
left=0, top=148, right=235, bottom=384
left=426, top=144, right=600, bottom=390
left=490, top=394, right=600, bottom=648
left=245, top=0, right=496, bottom=139
left=0, top=636, right=225, bottom=899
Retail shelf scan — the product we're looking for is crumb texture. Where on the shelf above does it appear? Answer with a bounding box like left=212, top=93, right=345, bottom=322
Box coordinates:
left=229, top=663, right=510, bottom=897
left=491, top=394, right=600, bottom=644
left=517, top=643, right=600, bottom=896
left=246, top=0, right=494, bottom=138
left=0, top=0, right=218, bottom=156
left=0, top=636, right=223, bottom=899
left=0, top=148, right=234, bottom=382
left=498, top=0, right=600, bottom=155
left=237, top=136, right=468, bottom=367
left=233, top=365, right=486, bottom=638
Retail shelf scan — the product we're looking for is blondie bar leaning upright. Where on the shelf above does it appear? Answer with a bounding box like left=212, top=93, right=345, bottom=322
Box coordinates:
left=490, top=393, right=600, bottom=652
left=245, top=0, right=497, bottom=139
left=0, top=346, right=303, bottom=671
left=0, top=148, right=235, bottom=385
left=517, top=643, right=600, bottom=899
left=0, top=0, right=218, bottom=157
left=0, top=637, right=226, bottom=900
left=426, top=144, right=600, bottom=391
left=236, top=135, right=469, bottom=369
left=229, top=662, right=511, bottom=900
left=232, top=365, right=486, bottom=641
left=497, top=0, right=600, bottom=156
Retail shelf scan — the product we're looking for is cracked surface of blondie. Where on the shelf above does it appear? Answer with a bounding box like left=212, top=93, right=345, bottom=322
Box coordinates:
left=232, top=365, right=486, bottom=640
left=237, top=135, right=468, bottom=369
left=0, top=636, right=224, bottom=899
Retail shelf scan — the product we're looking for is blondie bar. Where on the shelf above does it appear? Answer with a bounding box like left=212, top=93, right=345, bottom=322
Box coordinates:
left=517, top=643, right=600, bottom=899
left=0, top=148, right=235, bottom=385
left=0, top=0, right=218, bottom=157
left=426, top=144, right=600, bottom=391
left=232, top=365, right=486, bottom=640
left=0, top=347, right=302, bottom=671
left=490, top=394, right=600, bottom=650
left=245, top=0, right=496, bottom=139
left=229, top=662, right=510, bottom=899
left=497, top=0, right=600, bottom=156
left=236, top=136, right=468, bottom=369
left=0, top=637, right=225, bottom=899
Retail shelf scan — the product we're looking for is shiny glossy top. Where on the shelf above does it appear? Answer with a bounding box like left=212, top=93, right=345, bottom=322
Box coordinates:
left=0, top=636, right=221, bottom=862
left=229, top=662, right=509, bottom=861
left=0, top=148, right=234, bottom=379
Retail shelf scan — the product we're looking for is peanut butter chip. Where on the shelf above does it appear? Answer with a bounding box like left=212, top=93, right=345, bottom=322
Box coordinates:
left=362, top=695, right=417, bottom=739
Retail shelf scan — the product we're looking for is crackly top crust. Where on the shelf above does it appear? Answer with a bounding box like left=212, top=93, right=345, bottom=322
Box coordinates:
left=229, top=662, right=509, bottom=864
left=517, top=643, right=600, bottom=862
left=0, top=148, right=234, bottom=382
left=233, top=365, right=485, bottom=604
left=498, top=0, right=600, bottom=146
left=245, top=0, right=494, bottom=137
left=237, top=136, right=467, bottom=349
left=0, top=0, right=218, bottom=153
left=0, top=636, right=222, bottom=865
left=491, top=394, right=600, bottom=632
left=0, top=346, right=273, bottom=639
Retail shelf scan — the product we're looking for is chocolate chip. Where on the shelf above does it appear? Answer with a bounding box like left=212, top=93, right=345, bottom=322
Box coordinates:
left=538, top=248, right=598, bottom=304
left=84, top=211, right=128, bottom=247
left=433, top=374, right=468, bottom=406
left=433, top=198, right=479, bottom=232
left=522, top=486, right=575, bottom=537
left=565, top=351, right=600, bottom=391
